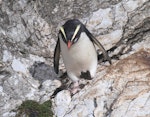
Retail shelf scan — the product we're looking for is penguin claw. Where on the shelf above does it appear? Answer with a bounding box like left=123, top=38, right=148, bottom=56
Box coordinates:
left=70, top=88, right=80, bottom=95
left=69, top=81, right=81, bottom=95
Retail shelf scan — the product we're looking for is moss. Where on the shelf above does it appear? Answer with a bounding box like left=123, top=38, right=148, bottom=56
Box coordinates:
left=16, top=100, right=53, bottom=117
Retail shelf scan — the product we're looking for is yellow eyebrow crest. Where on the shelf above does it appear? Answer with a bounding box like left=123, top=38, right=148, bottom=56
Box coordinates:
left=60, top=27, right=67, bottom=39
left=71, top=24, right=81, bottom=41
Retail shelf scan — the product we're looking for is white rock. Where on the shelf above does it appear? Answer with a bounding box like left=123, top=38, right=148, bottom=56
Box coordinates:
left=64, top=104, right=89, bottom=117
left=2, top=112, right=16, bottom=117
left=7, top=23, right=28, bottom=42
left=29, top=54, right=45, bottom=62
left=2, top=50, right=12, bottom=62
left=0, top=86, right=3, bottom=93
left=123, top=0, right=148, bottom=12
left=11, top=58, right=27, bottom=74
left=111, top=92, right=150, bottom=117
left=54, top=90, right=71, bottom=117
left=41, top=80, right=61, bottom=91
left=123, top=0, right=139, bottom=12
left=114, top=3, right=128, bottom=27
left=132, top=38, right=150, bottom=51
left=94, top=107, right=105, bottom=117
left=39, top=80, right=62, bottom=103
left=87, top=8, right=113, bottom=30
left=25, top=88, right=39, bottom=100
left=94, top=97, right=107, bottom=117
left=98, top=30, right=122, bottom=49
left=84, top=99, right=95, bottom=116
left=126, top=92, right=150, bottom=117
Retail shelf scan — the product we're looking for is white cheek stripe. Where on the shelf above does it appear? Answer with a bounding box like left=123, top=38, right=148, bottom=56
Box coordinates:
left=71, top=25, right=81, bottom=41
left=60, top=27, right=67, bottom=39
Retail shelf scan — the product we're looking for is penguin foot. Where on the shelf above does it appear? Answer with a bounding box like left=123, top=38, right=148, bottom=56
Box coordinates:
left=70, top=81, right=81, bottom=94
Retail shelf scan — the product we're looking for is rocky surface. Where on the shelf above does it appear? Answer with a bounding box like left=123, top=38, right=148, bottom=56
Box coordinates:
left=55, top=50, right=150, bottom=117
left=0, top=0, right=150, bottom=117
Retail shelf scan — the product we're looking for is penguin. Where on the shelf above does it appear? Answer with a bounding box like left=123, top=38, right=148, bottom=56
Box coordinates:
left=54, top=19, right=111, bottom=94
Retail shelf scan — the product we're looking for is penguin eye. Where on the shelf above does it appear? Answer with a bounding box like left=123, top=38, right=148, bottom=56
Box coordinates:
left=73, top=37, right=78, bottom=43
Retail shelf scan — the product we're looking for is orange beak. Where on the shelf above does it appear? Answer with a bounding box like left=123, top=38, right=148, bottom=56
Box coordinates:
left=67, top=40, right=72, bottom=49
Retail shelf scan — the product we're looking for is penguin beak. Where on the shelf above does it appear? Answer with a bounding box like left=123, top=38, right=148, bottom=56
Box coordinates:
left=67, top=40, right=72, bottom=49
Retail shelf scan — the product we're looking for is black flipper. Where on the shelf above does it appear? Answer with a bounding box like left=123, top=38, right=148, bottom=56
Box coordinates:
left=54, top=38, right=60, bottom=74
left=85, top=28, right=111, bottom=64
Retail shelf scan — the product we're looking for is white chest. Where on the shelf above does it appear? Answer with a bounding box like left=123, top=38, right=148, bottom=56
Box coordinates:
left=60, top=32, right=98, bottom=80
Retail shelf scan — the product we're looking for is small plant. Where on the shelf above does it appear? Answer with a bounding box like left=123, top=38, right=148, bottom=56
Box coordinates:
left=16, top=100, right=53, bottom=117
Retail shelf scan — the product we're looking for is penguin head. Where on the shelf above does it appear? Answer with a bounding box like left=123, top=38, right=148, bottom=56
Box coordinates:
left=59, top=19, right=83, bottom=49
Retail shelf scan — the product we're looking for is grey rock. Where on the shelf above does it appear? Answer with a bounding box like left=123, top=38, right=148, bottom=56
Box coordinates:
left=29, top=62, right=57, bottom=83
